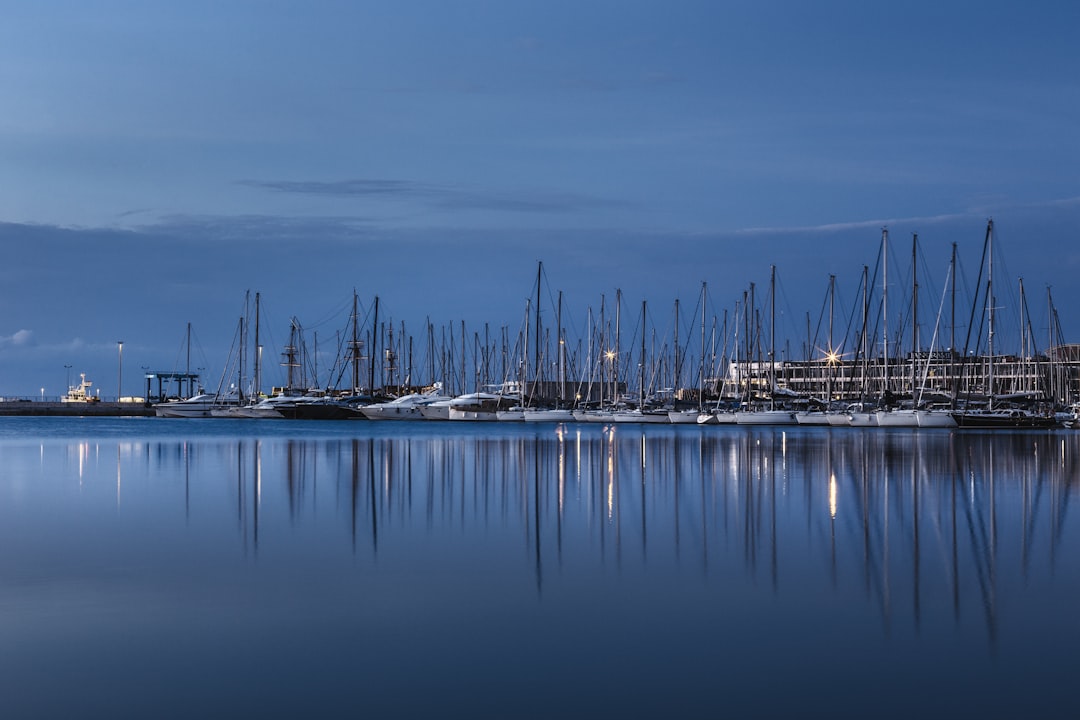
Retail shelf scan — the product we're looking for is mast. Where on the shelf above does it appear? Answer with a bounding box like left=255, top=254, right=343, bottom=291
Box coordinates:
left=253, top=291, right=261, bottom=399
left=186, top=323, right=193, bottom=397
left=860, top=265, right=869, bottom=403
left=427, top=318, right=435, bottom=386
left=827, top=274, right=835, bottom=403
left=614, top=288, right=622, bottom=406
left=699, top=282, right=707, bottom=412
left=522, top=299, right=531, bottom=405
left=987, top=220, right=995, bottom=409
left=911, top=234, right=918, bottom=402
left=369, top=295, right=379, bottom=393
left=598, top=295, right=606, bottom=407
left=673, top=298, right=680, bottom=399
left=351, top=292, right=360, bottom=393
left=640, top=299, right=647, bottom=409
left=769, top=265, right=776, bottom=411
left=950, top=243, right=957, bottom=403
left=882, top=228, right=889, bottom=396
left=534, top=261, right=542, bottom=405
left=556, top=290, right=564, bottom=406
left=744, top=286, right=752, bottom=406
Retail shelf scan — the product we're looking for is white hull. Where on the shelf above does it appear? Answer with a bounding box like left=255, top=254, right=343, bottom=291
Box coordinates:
left=916, top=410, right=958, bottom=428
left=419, top=403, right=451, bottom=420
left=610, top=410, right=670, bottom=424
left=735, top=410, right=796, bottom=425
left=794, top=412, right=831, bottom=425
left=875, top=410, right=921, bottom=427
left=361, top=392, right=452, bottom=421
left=446, top=392, right=514, bottom=422
left=522, top=409, right=575, bottom=422
left=573, top=410, right=615, bottom=423
left=668, top=410, right=701, bottom=424
left=448, top=409, right=501, bottom=421
left=362, top=405, right=424, bottom=420
left=154, top=394, right=231, bottom=418
left=156, top=406, right=215, bottom=418
left=826, top=413, right=852, bottom=427
left=496, top=409, right=526, bottom=421
left=847, top=412, right=878, bottom=427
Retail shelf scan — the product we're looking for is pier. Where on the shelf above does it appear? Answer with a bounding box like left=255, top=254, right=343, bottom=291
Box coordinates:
left=0, top=400, right=154, bottom=417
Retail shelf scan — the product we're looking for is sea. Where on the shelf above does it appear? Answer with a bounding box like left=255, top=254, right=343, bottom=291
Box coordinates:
left=0, top=417, right=1077, bottom=718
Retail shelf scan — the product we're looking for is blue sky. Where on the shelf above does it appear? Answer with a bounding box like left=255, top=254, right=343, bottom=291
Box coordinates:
left=2, top=1, right=1079, bottom=397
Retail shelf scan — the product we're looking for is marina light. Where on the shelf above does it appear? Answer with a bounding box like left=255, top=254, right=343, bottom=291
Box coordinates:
left=117, top=341, right=124, bottom=402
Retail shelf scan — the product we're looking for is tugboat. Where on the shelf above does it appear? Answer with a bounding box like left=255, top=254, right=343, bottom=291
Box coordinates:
left=61, top=373, right=100, bottom=403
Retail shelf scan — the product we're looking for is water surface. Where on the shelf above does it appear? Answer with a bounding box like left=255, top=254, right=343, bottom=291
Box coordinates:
left=0, top=418, right=1076, bottom=718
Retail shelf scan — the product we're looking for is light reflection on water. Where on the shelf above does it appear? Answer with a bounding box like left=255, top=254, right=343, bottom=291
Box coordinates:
left=0, top=419, right=1077, bottom=717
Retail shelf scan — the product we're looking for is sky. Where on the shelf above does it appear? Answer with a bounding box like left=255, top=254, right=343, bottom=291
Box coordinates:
left=1, top=0, right=1079, bottom=398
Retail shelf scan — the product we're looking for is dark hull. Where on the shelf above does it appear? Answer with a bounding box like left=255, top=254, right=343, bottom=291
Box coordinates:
left=952, top=411, right=1058, bottom=428
left=280, top=401, right=367, bottom=420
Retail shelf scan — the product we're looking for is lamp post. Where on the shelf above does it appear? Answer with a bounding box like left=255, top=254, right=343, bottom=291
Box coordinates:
left=64, top=364, right=72, bottom=391
left=40, top=387, right=44, bottom=401
left=117, top=340, right=124, bottom=402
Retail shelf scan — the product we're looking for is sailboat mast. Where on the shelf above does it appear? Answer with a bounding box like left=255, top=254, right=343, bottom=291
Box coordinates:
left=600, top=293, right=609, bottom=405
left=351, top=292, right=360, bottom=393
left=987, top=220, right=995, bottom=408
left=186, top=321, right=192, bottom=395
left=769, top=265, right=776, bottom=411
left=950, top=243, right=956, bottom=403
left=744, top=287, right=752, bottom=405
left=912, top=234, right=918, bottom=401
left=673, top=298, right=680, bottom=398
left=640, top=299, right=647, bottom=408
left=827, top=274, right=835, bottom=403
left=882, top=228, right=889, bottom=394
left=700, top=282, right=707, bottom=411
left=615, top=288, right=622, bottom=405
left=522, top=299, right=531, bottom=405
left=861, top=265, right=868, bottom=402
left=534, top=261, right=542, bottom=404
left=369, top=295, right=379, bottom=393
left=253, top=291, right=261, bottom=399
left=556, top=290, right=564, bottom=405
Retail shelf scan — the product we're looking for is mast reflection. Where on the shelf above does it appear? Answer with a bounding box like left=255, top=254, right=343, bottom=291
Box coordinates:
left=115, top=425, right=1079, bottom=645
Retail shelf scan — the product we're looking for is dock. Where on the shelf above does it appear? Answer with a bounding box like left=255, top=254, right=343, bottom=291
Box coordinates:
left=0, top=401, right=155, bottom=417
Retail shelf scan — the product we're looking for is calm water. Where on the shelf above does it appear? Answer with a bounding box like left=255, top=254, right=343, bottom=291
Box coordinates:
left=0, top=418, right=1077, bottom=718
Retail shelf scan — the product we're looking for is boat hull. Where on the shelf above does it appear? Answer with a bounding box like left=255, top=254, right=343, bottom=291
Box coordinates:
left=735, top=410, right=796, bottom=425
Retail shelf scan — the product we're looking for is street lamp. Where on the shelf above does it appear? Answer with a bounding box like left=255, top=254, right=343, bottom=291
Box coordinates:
left=64, top=364, right=72, bottom=391
left=117, top=341, right=124, bottom=402
left=40, top=387, right=44, bottom=401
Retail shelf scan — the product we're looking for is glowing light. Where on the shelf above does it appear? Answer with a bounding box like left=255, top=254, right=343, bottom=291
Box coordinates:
left=829, top=473, right=838, bottom=519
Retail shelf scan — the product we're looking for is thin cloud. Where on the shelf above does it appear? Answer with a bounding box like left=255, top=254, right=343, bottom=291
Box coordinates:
left=238, top=178, right=624, bottom=214
left=0, top=330, right=33, bottom=348
left=735, top=212, right=976, bottom=236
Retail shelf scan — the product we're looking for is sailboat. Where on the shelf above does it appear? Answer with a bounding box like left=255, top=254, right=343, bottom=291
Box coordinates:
left=611, top=300, right=670, bottom=423
left=671, top=285, right=709, bottom=423
left=876, top=232, right=922, bottom=427
left=951, top=222, right=1057, bottom=428
left=735, top=267, right=796, bottom=425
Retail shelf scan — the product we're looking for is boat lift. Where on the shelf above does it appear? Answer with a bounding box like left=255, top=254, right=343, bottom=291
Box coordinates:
left=144, top=371, right=202, bottom=403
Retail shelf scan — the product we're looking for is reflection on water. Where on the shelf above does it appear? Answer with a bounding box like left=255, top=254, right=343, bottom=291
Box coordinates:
left=1, top=422, right=1078, bottom=717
